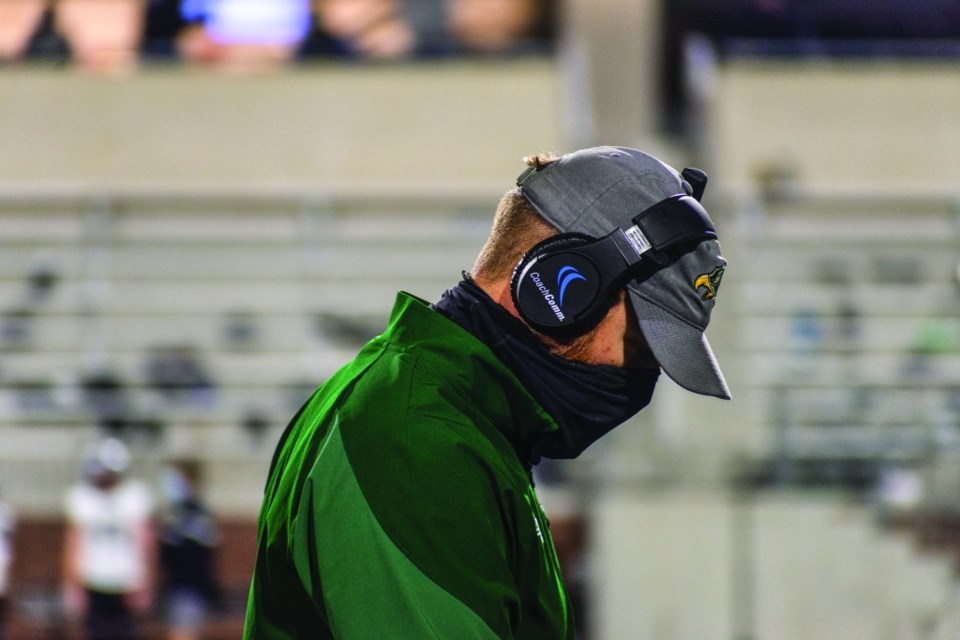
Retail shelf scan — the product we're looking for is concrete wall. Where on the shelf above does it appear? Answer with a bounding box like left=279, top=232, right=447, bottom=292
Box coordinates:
left=590, top=491, right=954, bottom=640
left=709, top=60, right=960, bottom=194
left=0, top=60, right=566, bottom=190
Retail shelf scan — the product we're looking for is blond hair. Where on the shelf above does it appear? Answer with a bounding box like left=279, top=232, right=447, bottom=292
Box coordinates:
left=471, top=152, right=559, bottom=283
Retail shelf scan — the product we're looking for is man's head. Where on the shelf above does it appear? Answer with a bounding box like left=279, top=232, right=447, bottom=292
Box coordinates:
left=85, top=437, right=130, bottom=490
left=473, top=146, right=730, bottom=399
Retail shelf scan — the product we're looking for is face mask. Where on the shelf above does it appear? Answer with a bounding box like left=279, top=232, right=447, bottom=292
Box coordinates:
left=434, top=277, right=659, bottom=461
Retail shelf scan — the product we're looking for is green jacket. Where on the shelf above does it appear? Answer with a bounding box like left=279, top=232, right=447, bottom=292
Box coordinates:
left=243, top=292, right=575, bottom=639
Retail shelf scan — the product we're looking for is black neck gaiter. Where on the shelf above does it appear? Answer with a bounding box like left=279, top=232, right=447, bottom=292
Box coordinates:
left=433, top=276, right=659, bottom=462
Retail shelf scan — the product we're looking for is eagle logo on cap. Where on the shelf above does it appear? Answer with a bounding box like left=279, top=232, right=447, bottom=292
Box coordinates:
left=694, top=265, right=725, bottom=301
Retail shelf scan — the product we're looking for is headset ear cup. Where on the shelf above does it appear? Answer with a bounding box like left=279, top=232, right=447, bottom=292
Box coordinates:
left=511, top=233, right=595, bottom=336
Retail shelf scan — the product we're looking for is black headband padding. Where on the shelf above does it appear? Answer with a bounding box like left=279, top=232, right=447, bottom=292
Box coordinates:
left=633, top=195, right=716, bottom=253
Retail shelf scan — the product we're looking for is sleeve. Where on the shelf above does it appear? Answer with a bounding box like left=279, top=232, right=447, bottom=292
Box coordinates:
left=290, top=417, right=520, bottom=639
left=64, top=485, right=85, bottom=523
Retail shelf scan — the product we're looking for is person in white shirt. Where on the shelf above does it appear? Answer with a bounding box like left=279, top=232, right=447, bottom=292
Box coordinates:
left=63, top=438, right=156, bottom=640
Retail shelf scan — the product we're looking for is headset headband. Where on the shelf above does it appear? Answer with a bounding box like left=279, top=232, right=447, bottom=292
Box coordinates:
left=623, top=194, right=716, bottom=261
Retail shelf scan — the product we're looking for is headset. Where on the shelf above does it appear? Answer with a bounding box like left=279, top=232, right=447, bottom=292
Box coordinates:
left=510, top=167, right=717, bottom=340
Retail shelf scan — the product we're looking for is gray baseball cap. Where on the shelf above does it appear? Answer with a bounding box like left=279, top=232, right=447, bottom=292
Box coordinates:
left=517, top=146, right=731, bottom=399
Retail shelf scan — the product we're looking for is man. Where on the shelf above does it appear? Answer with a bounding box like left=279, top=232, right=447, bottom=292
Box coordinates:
left=243, top=146, right=730, bottom=639
left=157, top=459, right=222, bottom=640
left=63, top=437, right=155, bottom=640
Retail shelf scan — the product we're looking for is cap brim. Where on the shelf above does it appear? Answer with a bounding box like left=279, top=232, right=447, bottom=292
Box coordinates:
left=629, top=290, right=731, bottom=399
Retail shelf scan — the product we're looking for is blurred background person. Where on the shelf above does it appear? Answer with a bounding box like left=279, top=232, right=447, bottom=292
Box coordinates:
left=157, top=458, right=221, bottom=640
left=54, top=0, right=146, bottom=74
left=62, top=438, right=156, bottom=640
left=0, top=0, right=47, bottom=62
left=445, top=0, right=544, bottom=54
left=0, top=491, right=12, bottom=640
left=0, top=0, right=144, bottom=73
left=313, top=0, right=416, bottom=59
left=177, top=0, right=313, bottom=71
